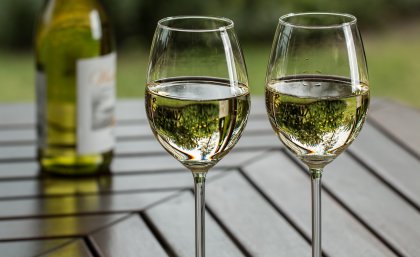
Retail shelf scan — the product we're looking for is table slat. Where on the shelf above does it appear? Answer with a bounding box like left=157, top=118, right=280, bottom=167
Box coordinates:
left=207, top=170, right=311, bottom=257
left=0, top=110, right=271, bottom=145
left=0, top=134, right=275, bottom=162
left=0, top=214, right=126, bottom=241
left=0, top=239, right=71, bottom=257
left=116, top=132, right=280, bottom=157
left=112, top=150, right=266, bottom=174
left=0, top=168, right=227, bottom=198
left=0, top=98, right=418, bottom=257
left=243, top=151, right=396, bottom=257
left=90, top=215, right=167, bottom=257
left=369, top=100, right=420, bottom=157
left=0, top=129, right=35, bottom=144
left=40, top=239, right=93, bottom=257
left=0, top=101, right=147, bottom=127
left=0, top=191, right=175, bottom=219
left=327, top=154, right=420, bottom=257
left=114, top=100, right=145, bottom=122
left=0, top=162, right=38, bottom=179
left=0, top=103, right=34, bottom=127
left=0, top=145, right=34, bottom=161
left=349, top=122, right=420, bottom=208
left=146, top=191, right=245, bottom=257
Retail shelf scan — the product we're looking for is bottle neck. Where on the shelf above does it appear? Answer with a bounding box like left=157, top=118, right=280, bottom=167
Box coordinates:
left=40, top=0, right=104, bottom=25
left=45, top=0, right=101, bottom=13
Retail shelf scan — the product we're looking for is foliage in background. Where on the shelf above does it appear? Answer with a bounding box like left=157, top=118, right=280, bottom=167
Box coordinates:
left=1, top=0, right=420, bottom=49
left=0, top=0, right=420, bottom=108
left=2, top=24, right=420, bottom=108
left=0, top=0, right=40, bottom=49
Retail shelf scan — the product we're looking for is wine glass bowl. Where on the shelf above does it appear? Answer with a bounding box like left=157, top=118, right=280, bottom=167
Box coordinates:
left=265, top=12, right=370, bottom=257
left=146, top=16, right=250, bottom=172
left=145, top=16, right=250, bottom=257
left=266, top=13, right=370, bottom=169
left=265, top=76, right=369, bottom=169
left=146, top=77, right=250, bottom=171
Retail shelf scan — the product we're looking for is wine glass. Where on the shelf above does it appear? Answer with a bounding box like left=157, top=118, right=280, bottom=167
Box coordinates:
left=265, top=13, right=370, bottom=257
left=145, top=16, right=250, bottom=257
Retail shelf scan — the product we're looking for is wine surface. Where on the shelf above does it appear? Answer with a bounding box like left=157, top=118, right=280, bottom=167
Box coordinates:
left=266, top=75, right=369, bottom=168
left=146, top=77, right=250, bottom=171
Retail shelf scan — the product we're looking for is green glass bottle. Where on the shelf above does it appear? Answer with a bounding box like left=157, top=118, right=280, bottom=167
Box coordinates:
left=35, top=0, right=116, bottom=176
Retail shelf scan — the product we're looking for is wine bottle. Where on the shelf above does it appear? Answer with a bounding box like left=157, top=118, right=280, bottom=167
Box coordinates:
left=35, top=0, right=116, bottom=175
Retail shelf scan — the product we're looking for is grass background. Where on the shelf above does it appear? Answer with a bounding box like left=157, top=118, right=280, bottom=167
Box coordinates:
left=1, top=21, right=419, bottom=108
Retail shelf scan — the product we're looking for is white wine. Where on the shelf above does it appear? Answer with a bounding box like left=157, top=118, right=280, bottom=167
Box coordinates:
left=266, top=75, right=370, bottom=168
left=146, top=77, right=250, bottom=172
left=35, top=0, right=116, bottom=175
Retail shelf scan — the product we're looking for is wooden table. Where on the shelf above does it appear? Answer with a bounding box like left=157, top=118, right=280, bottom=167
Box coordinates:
left=0, top=97, right=419, bottom=257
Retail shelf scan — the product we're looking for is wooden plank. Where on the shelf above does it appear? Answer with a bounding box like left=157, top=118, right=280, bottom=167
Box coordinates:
left=0, top=103, right=34, bottom=127
left=243, top=116, right=272, bottom=133
left=115, top=132, right=280, bottom=156
left=0, top=156, right=190, bottom=180
left=0, top=191, right=176, bottom=219
left=108, top=97, right=384, bottom=138
left=230, top=131, right=281, bottom=150
left=369, top=100, right=420, bottom=157
left=207, top=170, right=311, bottom=257
left=0, top=123, right=152, bottom=144
left=115, top=123, right=152, bottom=139
left=349, top=123, right=420, bottom=208
left=112, top=150, right=266, bottom=173
left=145, top=191, right=245, bottom=257
left=326, top=153, right=420, bottom=257
left=0, top=140, right=166, bottom=161
left=0, top=101, right=147, bottom=127
left=111, top=154, right=189, bottom=173
left=0, top=168, right=226, bottom=198
left=105, top=168, right=223, bottom=193
left=0, top=162, right=38, bottom=179
left=0, top=239, right=71, bottom=257
left=128, top=97, right=385, bottom=121
left=249, top=96, right=267, bottom=117
left=0, top=214, right=126, bottom=241
left=0, top=145, right=35, bottom=161
left=0, top=129, right=274, bottom=159
left=115, top=98, right=269, bottom=122
left=108, top=171, right=202, bottom=193
left=0, top=129, right=35, bottom=144
left=40, top=240, right=93, bottom=257
left=243, top=151, right=396, bottom=257
left=115, top=100, right=146, bottom=122
left=0, top=97, right=269, bottom=127
left=117, top=116, right=273, bottom=140
left=115, top=138, right=166, bottom=156
left=0, top=129, right=281, bottom=161
left=189, top=149, right=267, bottom=170
left=0, top=107, right=271, bottom=144
left=90, top=215, right=167, bottom=257
left=368, top=98, right=388, bottom=111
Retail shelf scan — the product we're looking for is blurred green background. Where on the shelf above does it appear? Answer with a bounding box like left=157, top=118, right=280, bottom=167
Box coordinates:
left=1, top=0, right=420, bottom=107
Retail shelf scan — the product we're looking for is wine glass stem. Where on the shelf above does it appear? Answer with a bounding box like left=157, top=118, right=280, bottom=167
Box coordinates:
left=311, top=168, right=322, bottom=257
left=193, top=172, right=207, bottom=257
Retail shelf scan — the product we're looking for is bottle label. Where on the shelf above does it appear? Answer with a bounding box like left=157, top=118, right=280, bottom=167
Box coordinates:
left=36, top=71, right=47, bottom=148
left=76, top=52, right=116, bottom=155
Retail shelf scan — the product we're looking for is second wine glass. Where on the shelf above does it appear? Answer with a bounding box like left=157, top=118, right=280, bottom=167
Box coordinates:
left=145, top=16, right=250, bottom=257
left=265, top=13, right=370, bottom=257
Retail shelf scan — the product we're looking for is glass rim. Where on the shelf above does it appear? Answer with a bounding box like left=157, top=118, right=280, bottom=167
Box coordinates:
left=157, top=16, right=234, bottom=32
left=279, top=12, right=357, bottom=29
